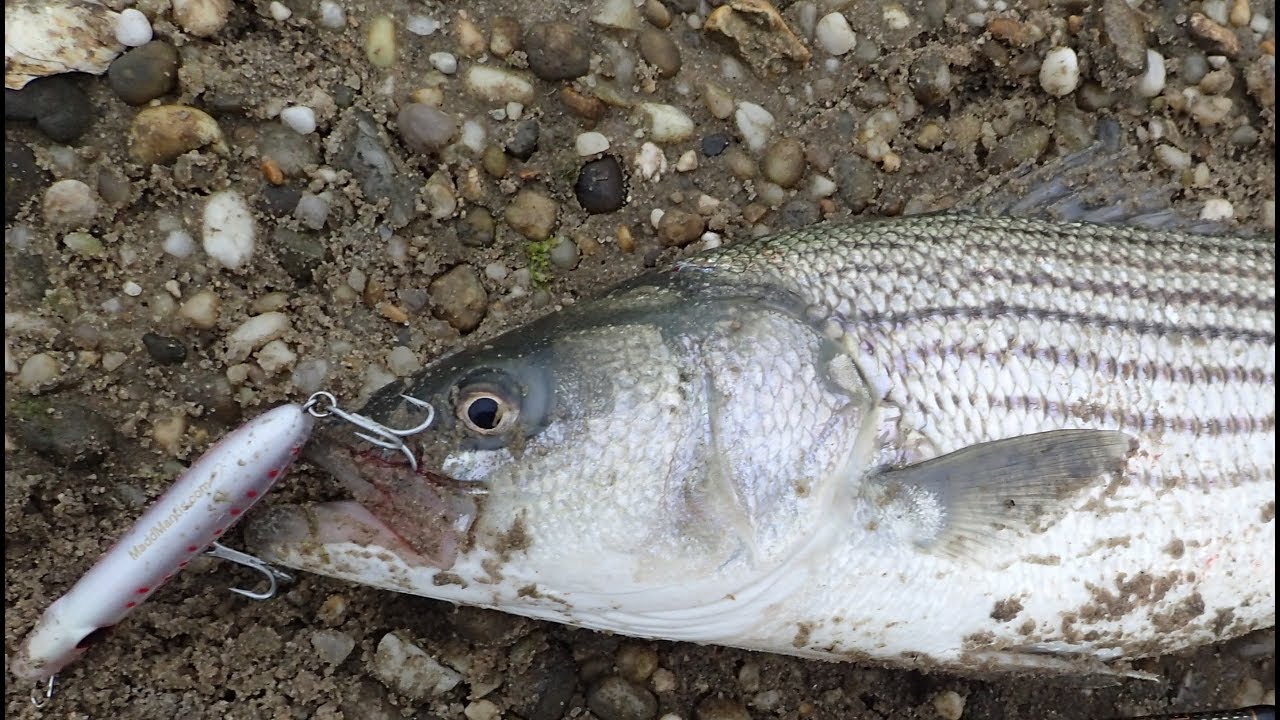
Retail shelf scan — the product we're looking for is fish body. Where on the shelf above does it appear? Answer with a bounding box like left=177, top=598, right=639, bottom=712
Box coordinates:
left=250, top=215, right=1275, bottom=675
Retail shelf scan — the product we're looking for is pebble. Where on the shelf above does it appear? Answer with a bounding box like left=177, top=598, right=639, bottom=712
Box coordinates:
left=430, top=265, right=488, bottom=333
left=639, top=30, right=681, bottom=77
left=258, top=124, right=318, bottom=175
left=406, top=15, right=439, bottom=36
left=129, top=105, right=228, bottom=165
left=465, top=699, right=502, bottom=720
left=695, top=698, right=750, bottom=720
left=225, top=312, right=289, bottom=363
left=1200, top=198, right=1235, bottom=220
left=576, top=131, right=611, bottom=157
left=123, top=281, right=144, bottom=297
left=429, top=52, right=458, bottom=74
left=281, top=106, right=317, bottom=135
left=1188, top=93, right=1234, bottom=125
left=911, top=53, right=951, bottom=105
left=1100, top=0, right=1146, bottom=71
left=576, top=156, right=627, bottom=214
left=986, top=125, right=1050, bottom=169
left=490, top=16, right=522, bottom=57
left=505, top=189, right=558, bottom=239
left=397, top=103, right=456, bottom=155
left=833, top=154, right=880, bottom=212
left=179, top=290, right=219, bottom=329
left=116, top=8, right=153, bottom=47
left=202, top=190, right=256, bottom=270
left=815, top=12, right=857, bottom=55
left=506, top=120, right=540, bottom=160
left=616, top=644, right=659, bottom=683
left=1182, top=53, right=1210, bottom=84
left=643, top=0, right=672, bottom=28
left=734, top=102, right=775, bottom=152
left=675, top=150, right=698, bottom=171
left=1190, top=13, right=1240, bottom=56
left=371, top=633, right=462, bottom=700
left=172, top=0, right=232, bottom=37
left=142, top=333, right=187, bottom=364
left=701, top=133, right=730, bottom=157
left=268, top=1, right=291, bottom=21
left=256, top=339, right=296, bottom=375
left=634, top=103, right=695, bottom=143
left=702, top=83, right=735, bottom=119
left=12, top=401, right=116, bottom=466
left=634, top=142, right=668, bottom=181
left=366, top=15, right=398, bottom=67
left=465, top=66, right=536, bottom=105
left=43, top=180, right=99, bottom=229
left=294, top=193, right=329, bottom=229
left=762, top=138, right=806, bottom=188
left=455, top=12, right=487, bottom=57
left=311, top=630, right=356, bottom=665
left=658, top=209, right=705, bottom=246
left=1039, top=47, right=1079, bottom=96
left=933, top=690, right=966, bottom=719
left=63, top=232, right=103, bottom=257
left=17, top=353, right=62, bottom=392
left=162, top=229, right=196, bottom=258
left=318, top=1, right=345, bottom=29
left=525, top=22, right=591, bottom=80
left=587, top=676, right=658, bottom=720
left=550, top=237, right=580, bottom=270
left=5, top=77, right=93, bottom=143
left=107, top=41, right=178, bottom=105
left=1136, top=50, right=1166, bottom=98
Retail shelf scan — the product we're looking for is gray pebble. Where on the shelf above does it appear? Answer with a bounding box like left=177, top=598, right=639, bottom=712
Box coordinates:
left=1100, top=0, right=1147, bottom=72
left=586, top=676, right=658, bottom=720
left=657, top=209, right=705, bottom=246
left=778, top=199, right=821, bottom=228
left=1075, top=81, right=1115, bottom=111
left=575, top=155, right=627, bottom=214
left=550, top=237, right=580, bottom=269
left=461, top=207, right=496, bottom=247
left=96, top=169, right=132, bottom=206
left=1230, top=124, right=1260, bottom=146
left=4, top=77, right=93, bottom=143
left=12, top=401, right=118, bottom=468
left=701, top=133, right=730, bottom=156
left=430, top=265, right=488, bottom=333
left=910, top=53, right=952, bottom=106
left=833, top=154, right=880, bottom=213
left=5, top=140, right=47, bottom=220
left=696, top=697, right=751, bottom=720
left=615, top=644, right=658, bottom=683
left=143, top=333, right=187, bottom=364
left=986, top=125, right=1050, bottom=170
left=762, top=138, right=806, bottom=188
left=723, top=148, right=757, bottom=179
left=310, top=629, right=356, bottom=665
left=336, top=110, right=418, bottom=228
left=397, top=103, right=456, bottom=155
left=258, top=184, right=303, bottom=217
left=43, top=179, right=99, bottom=229
left=294, top=192, right=330, bottom=229
left=108, top=41, right=179, bottom=105
left=506, top=120, right=540, bottom=161
left=1182, top=52, right=1209, bottom=84
left=272, top=226, right=327, bottom=283
left=524, top=22, right=591, bottom=81
left=505, top=188, right=558, bottom=239
left=1053, top=103, right=1095, bottom=152
left=259, top=124, right=319, bottom=175
left=854, top=79, right=890, bottom=109
left=639, top=30, right=681, bottom=77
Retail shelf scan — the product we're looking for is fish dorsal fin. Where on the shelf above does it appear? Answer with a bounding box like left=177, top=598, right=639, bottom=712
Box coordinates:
left=865, top=430, right=1137, bottom=561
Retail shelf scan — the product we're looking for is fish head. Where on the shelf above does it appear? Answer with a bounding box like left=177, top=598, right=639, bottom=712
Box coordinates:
left=248, top=277, right=875, bottom=637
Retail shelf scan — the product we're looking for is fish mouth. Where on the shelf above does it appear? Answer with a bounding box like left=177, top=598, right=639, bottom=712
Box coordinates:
left=245, top=441, right=477, bottom=571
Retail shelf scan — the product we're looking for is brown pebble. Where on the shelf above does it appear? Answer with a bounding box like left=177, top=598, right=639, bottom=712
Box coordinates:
left=742, top=203, right=767, bottom=223
left=1189, top=13, right=1240, bottom=56
left=639, top=29, right=681, bottom=78
left=378, top=302, right=409, bottom=324
left=761, top=138, right=806, bottom=188
left=1261, top=38, right=1275, bottom=55
left=616, top=224, right=635, bottom=252
left=261, top=157, right=284, bottom=185
left=818, top=197, right=836, bottom=215
left=560, top=86, right=605, bottom=124
left=987, top=17, right=1031, bottom=45
left=489, top=16, right=522, bottom=57
left=456, top=11, right=487, bottom=57
left=643, top=0, right=672, bottom=28
left=657, top=209, right=704, bottom=246
left=1229, top=0, right=1251, bottom=26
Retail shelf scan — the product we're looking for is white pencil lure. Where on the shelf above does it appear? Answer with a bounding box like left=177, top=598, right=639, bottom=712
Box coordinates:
left=11, top=404, right=315, bottom=686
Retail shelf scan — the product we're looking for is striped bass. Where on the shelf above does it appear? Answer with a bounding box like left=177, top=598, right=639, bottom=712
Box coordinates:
left=248, top=214, right=1275, bottom=676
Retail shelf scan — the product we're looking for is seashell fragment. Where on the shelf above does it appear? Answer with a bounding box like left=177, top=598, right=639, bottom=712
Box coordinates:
left=5, top=0, right=124, bottom=90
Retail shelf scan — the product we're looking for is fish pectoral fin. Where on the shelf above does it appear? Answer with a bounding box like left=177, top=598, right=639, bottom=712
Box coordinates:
left=867, top=429, right=1136, bottom=560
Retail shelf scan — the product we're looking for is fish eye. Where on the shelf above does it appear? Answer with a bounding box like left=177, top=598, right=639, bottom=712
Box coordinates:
left=457, top=389, right=517, bottom=435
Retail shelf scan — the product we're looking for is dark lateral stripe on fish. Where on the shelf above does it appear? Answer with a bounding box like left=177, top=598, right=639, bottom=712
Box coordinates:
left=987, top=394, right=1275, bottom=437
left=960, top=267, right=1274, bottom=315
left=884, top=341, right=1276, bottom=389
left=863, top=306, right=1275, bottom=345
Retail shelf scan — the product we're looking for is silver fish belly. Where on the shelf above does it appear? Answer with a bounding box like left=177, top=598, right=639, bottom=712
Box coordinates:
left=250, top=215, right=1275, bottom=675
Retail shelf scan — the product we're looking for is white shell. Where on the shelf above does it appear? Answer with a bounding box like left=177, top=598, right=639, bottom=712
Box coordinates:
left=5, top=0, right=124, bottom=90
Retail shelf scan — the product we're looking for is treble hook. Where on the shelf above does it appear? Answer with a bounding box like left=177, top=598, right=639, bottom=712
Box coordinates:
left=303, top=392, right=435, bottom=471
left=204, top=542, right=294, bottom=600
left=30, top=676, right=54, bottom=708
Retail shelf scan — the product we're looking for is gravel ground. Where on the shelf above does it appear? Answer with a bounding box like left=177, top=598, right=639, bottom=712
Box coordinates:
left=4, top=0, right=1275, bottom=718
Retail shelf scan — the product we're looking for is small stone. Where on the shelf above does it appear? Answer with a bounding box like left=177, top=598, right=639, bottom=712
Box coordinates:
left=256, top=339, right=296, bottom=375
left=833, top=154, right=880, bottom=212
left=704, top=0, right=811, bottom=73
left=151, top=414, right=187, bottom=455
left=1200, top=198, right=1235, bottom=221
left=386, top=346, right=421, bottom=376
left=723, top=147, right=756, bottom=179
left=639, top=30, right=681, bottom=77
left=17, top=353, right=62, bottom=392
left=550, top=237, right=579, bottom=270
left=294, top=193, right=329, bottom=229
left=5, top=77, right=93, bottom=143
left=429, top=52, right=458, bottom=74
left=657, top=209, right=704, bottom=246
left=123, top=281, right=144, bottom=297
left=815, top=12, right=857, bottom=55
left=505, top=120, right=540, bottom=160
left=575, top=156, right=627, bottom=214
left=633, top=142, right=668, bottom=181
left=430, top=265, right=488, bottom=333
left=281, top=106, right=317, bottom=134
left=1189, top=13, right=1240, bottom=56
left=701, top=133, right=730, bottom=156
left=268, top=1, right=291, bottom=21
left=311, top=630, right=356, bottom=665
left=560, top=86, right=605, bottom=123
left=12, top=401, right=116, bottom=467
left=933, top=690, right=966, bottom=720
left=172, top=0, right=232, bottom=37
left=462, top=208, right=497, bottom=246
left=587, top=676, right=658, bottom=720
left=316, top=594, right=348, bottom=625
left=616, top=644, right=658, bottom=683
left=163, top=229, right=196, bottom=258
left=505, top=188, right=558, bottom=238
left=1136, top=50, right=1166, bottom=98
left=202, top=191, right=256, bottom=270
left=762, top=138, right=806, bottom=188
left=115, top=8, right=153, bottom=47
left=318, top=1, right=344, bottom=29
left=986, top=125, right=1050, bottom=170
left=1039, top=47, right=1079, bottom=96
left=423, top=171, right=456, bottom=220
left=594, top=0, right=643, bottom=29
left=576, top=131, right=611, bottom=156
left=258, top=124, right=318, bottom=175
left=371, top=633, right=463, bottom=700
left=737, top=663, right=760, bottom=692
left=142, top=333, right=187, bottom=364
left=1100, top=0, right=1147, bottom=71
left=695, top=697, right=750, bottom=720
left=43, top=179, right=99, bottom=229
left=179, top=290, right=220, bottom=329
left=1182, top=53, right=1210, bottom=84
left=1188, top=94, right=1234, bottom=125
left=129, top=105, right=227, bottom=165
left=675, top=150, right=698, bottom=171
left=464, top=699, right=502, bottom=720
left=273, top=227, right=326, bottom=282
left=911, top=53, right=951, bottom=106
left=397, top=104, right=456, bottom=154
left=643, top=0, right=672, bottom=28
left=455, top=12, right=487, bottom=57
left=406, top=15, right=440, bottom=36
left=225, top=312, right=290, bottom=363
left=1229, top=0, right=1252, bottom=26
left=734, top=101, right=775, bottom=152
left=366, top=15, right=398, bottom=67
left=489, top=16, right=522, bottom=57
left=702, top=82, right=735, bottom=120
left=634, top=103, right=695, bottom=144
left=524, top=22, right=590, bottom=80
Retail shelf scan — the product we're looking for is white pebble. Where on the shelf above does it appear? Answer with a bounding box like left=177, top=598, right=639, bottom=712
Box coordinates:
left=406, top=14, right=440, bottom=35
left=256, top=339, right=297, bottom=375
left=371, top=633, right=462, bottom=699
left=460, top=120, right=486, bottom=153
left=575, top=131, right=611, bottom=156
left=809, top=174, right=837, bottom=198
left=485, top=263, right=509, bottom=281
left=115, top=8, right=154, bottom=47
left=649, top=208, right=665, bottom=228
left=162, top=229, right=196, bottom=258
left=720, top=56, right=746, bottom=81
left=1136, top=49, right=1166, bottom=98
left=734, top=101, right=776, bottom=152
left=280, top=105, right=317, bottom=135
left=18, top=353, right=62, bottom=391
left=933, top=690, right=966, bottom=720
left=429, top=52, right=458, bottom=74
left=675, top=149, right=698, bottom=171
left=634, top=142, right=668, bottom=182
left=1250, top=13, right=1270, bottom=33
left=882, top=3, right=912, bottom=29
left=700, top=231, right=722, bottom=249
left=268, top=1, right=292, bottom=21
left=1039, top=47, right=1080, bottom=96
left=1154, top=144, right=1192, bottom=170
left=386, top=346, right=421, bottom=376
left=505, top=102, right=524, bottom=120
left=464, top=700, right=502, bottom=720
left=202, top=191, right=256, bottom=270
left=318, top=0, right=345, bottom=29
left=815, top=13, right=857, bottom=55
left=1200, top=198, right=1234, bottom=220
left=634, top=103, right=695, bottom=143
left=464, top=66, right=535, bottom=105
left=592, top=0, right=643, bottom=30
left=4, top=340, right=17, bottom=375
left=123, top=281, right=143, bottom=297
left=225, top=312, right=291, bottom=363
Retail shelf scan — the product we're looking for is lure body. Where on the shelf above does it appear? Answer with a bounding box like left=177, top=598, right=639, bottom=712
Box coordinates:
left=11, top=404, right=314, bottom=681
